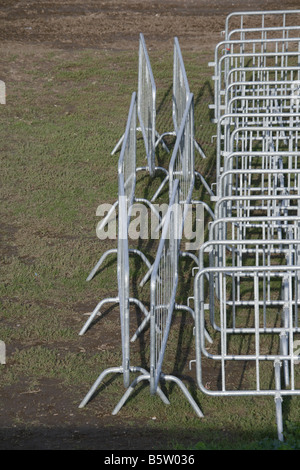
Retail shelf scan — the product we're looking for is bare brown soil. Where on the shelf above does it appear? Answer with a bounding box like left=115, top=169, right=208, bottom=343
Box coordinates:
left=1, top=0, right=300, bottom=452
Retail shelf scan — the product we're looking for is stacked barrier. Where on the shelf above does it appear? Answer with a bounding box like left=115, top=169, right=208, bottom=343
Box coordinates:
left=194, top=10, right=300, bottom=441
left=224, top=10, right=300, bottom=41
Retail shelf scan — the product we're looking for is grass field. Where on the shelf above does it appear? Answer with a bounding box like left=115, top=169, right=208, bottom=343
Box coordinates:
left=1, top=43, right=300, bottom=450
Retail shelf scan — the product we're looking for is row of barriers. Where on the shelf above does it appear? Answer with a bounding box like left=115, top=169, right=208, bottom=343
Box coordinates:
left=194, top=9, right=300, bottom=441
left=79, top=11, right=300, bottom=443
left=79, top=34, right=209, bottom=417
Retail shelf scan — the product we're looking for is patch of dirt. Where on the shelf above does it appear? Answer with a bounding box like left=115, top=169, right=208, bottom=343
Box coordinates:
left=1, top=0, right=300, bottom=452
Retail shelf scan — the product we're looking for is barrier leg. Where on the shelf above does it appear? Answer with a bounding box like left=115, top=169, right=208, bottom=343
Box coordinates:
left=274, top=359, right=284, bottom=442
left=79, top=297, right=119, bottom=336
left=86, top=248, right=117, bottom=282
left=80, top=367, right=169, bottom=413
left=79, top=367, right=122, bottom=408
left=111, top=133, right=125, bottom=155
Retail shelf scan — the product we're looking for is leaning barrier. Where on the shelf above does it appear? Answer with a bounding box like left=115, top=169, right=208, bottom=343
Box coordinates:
left=85, top=91, right=160, bottom=284
left=111, top=33, right=169, bottom=197
left=139, top=93, right=213, bottom=288
left=164, top=37, right=206, bottom=159
left=79, top=171, right=170, bottom=408
left=79, top=97, right=170, bottom=407
left=79, top=93, right=151, bottom=350
left=153, top=37, right=211, bottom=200
left=111, top=180, right=206, bottom=417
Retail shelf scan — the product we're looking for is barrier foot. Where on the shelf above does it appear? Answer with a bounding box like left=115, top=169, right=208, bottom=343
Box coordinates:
left=86, top=248, right=117, bottom=282
left=79, top=367, right=122, bottom=408
left=112, top=372, right=170, bottom=415
left=194, top=141, right=207, bottom=159
left=155, top=130, right=172, bottom=153
left=194, top=170, right=215, bottom=197
left=162, top=374, right=204, bottom=418
left=150, top=172, right=169, bottom=202
left=111, top=134, right=125, bottom=155
left=135, top=166, right=169, bottom=202
left=79, top=297, right=119, bottom=336
left=80, top=366, right=170, bottom=413
left=113, top=371, right=203, bottom=418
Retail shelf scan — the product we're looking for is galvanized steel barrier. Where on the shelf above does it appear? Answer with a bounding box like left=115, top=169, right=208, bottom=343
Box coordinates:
left=85, top=91, right=160, bottom=284
left=79, top=94, right=170, bottom=408
left=79, top=171, right=170, bottom=408
left=80, top=38, right=211, bottom=416
left=80, top=11, right=300, bottom=441
left=112, top=180, right=205, bottom=417
left=224, top=10, right=300, bottom=41
left=194, top=264, right=300, bottom=442
left=191, top=9, right=300, bottom=441
left=209, top=38, right=300, bottom=123
left=111, top=34, right=169, bottom=183
left=139, top=93, right=212, bottom=289
left=153, top=37, right=210, bottom=200
left=80, top=93, right=153, bottom=343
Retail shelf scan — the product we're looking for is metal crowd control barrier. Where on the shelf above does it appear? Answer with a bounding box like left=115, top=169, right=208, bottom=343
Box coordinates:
left=226, top=92, right=300, bottom=116
left=169, top=93, right=195, bottom=207
left=152, top=37, right=211, bottom=201
left=223, top=125, right=300, bottom=161
left=86, top=92, right=161, bottom=283
left=224, top=151, right=300, bottom=172
left=227, top=25, right=300, bottom=42
left=224, top=10, right=300, bottom=41
left=209, top=39, right=300, bottom=122
left=219, top=168, right=300, bottom=199
left=218, top=114, right=300, bottom=151
left=170, top=37, right=206, bottom=159
left=169, top=91, right=214, bottom=206
left=198, top=239, right=300, bottom=338
left=208, top=216, right=300, bottom=249
left=111, top=34, right=169, bottom=178
left=139, top=93, right=214, bottom=289
left=215, top=195, right=300, bottom=223
left=196, top=10, right=300, bottom=441
left=80, top=94, right=153, bottom=336
left=194, top=263, right=300, bottom=441
left=111, top=180, right=206, bottom=418
left=225, top=76, right=300, bottom=115
left=215, top=118, right=300, bottom=190
left=79, top=172, right=170, bottom=409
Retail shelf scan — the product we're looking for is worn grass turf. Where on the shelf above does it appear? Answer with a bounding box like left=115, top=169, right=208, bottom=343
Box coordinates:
left=1, top=45, right=300, bottom=450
